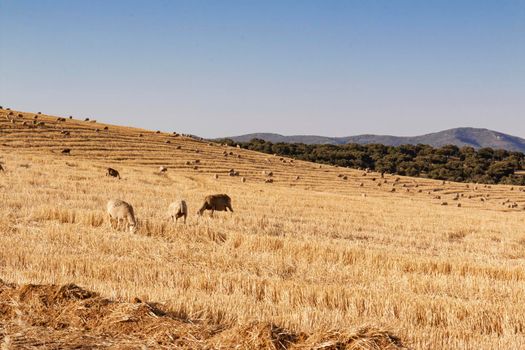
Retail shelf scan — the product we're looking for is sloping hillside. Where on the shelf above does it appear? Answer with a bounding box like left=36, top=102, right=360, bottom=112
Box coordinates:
left=1, top=108, right=525, bottom=349
left=227, top=128, right=525, bottom=152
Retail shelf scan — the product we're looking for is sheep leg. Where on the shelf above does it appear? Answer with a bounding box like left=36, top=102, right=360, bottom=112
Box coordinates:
left=183, top=214, right=187, bottom=224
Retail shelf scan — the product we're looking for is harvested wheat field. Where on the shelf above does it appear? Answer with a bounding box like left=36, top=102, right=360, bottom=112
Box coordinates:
left=1, top=109, right=525, bottom=349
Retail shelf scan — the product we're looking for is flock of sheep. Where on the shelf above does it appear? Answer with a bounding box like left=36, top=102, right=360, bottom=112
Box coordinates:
left=107, top=193, right=233, bottom=232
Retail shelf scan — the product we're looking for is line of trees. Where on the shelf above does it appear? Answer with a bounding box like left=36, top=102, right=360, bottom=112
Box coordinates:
left=217, top=138, right=525, bottom=185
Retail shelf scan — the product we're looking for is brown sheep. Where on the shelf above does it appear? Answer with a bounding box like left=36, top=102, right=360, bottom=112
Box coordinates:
left=168, top=200, right=188, bottom=224
left=107, top=199, right=137, bottom=232
left=106, top=167, right=121, bottom=179
left=61, top=148, right=71, bottom=155
left=197, top=194, right=233, bottom=217
left=159, top=166, right=168, bottom=173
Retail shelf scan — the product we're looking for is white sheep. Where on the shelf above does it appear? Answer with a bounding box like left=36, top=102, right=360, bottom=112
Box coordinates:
left=107, top=199, right=137, bottom=232
left=168, top=200, right=188, bottom=224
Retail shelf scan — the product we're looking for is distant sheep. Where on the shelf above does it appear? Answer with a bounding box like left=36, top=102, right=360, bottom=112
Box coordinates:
left=107, top=199, right=136, bottom=232
left=265, top=178, right=274, bottom=183
left=0, top=164, right=4, bottom=172
left=168, top=200, right=188, bottom=224
left=214, top=174, right=219, bottom=179
left=159, top=166, right=168, bottom=173
left=241, top=177, right=246, bottom=183
left=61, top=148, right=71, bottom=155
left=197, top=194, right=233, bottom=217
left=106, top=167, right=121, bottom=179
left=84, top=118, right=90, bottom=121
left=103, top=126, right=109, bottom=130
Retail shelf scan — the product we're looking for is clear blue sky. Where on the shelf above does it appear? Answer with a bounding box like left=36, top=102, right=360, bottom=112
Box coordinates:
left=1, top=1, right=524, bottom=138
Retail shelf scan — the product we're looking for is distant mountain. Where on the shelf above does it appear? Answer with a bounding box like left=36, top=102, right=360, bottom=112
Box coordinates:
left=225, top=128, right=525, bottom=153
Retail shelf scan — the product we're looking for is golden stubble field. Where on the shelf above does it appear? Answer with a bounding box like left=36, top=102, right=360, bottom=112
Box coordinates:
left=1, top=109, right=525, bottom=349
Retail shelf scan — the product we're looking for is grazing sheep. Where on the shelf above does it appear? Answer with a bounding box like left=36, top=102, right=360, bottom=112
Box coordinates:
left=214, top=173, right=219, bottom=179
left=69, top=116, right=73, bottom=119
left=95, top=128, right=100, bottom=132
left=342, top=175, right=348, bottom=180
left=106, top=167, right=121, bottom=179
left=84, top=118, right=90, bottom=121
left=295, top=176, right=300, bottom=181
left=61, top=148, right=71, bottom=155
left=165, top=140, right=171, bottom=144
left=176, top=145, right=181, bottom=149
left=103, top=126, right=109, bottom=130
left=107, top=199, right=136, bottom=232
left=139, top=133, right=144, bottom=137
left=168, top=200, right=188, bottom=224
left=159, top=166, right=168, bottom=173
left=197, top=194, right=233, bottom=217
left=265, top=178, right=274, bottom=183
left=241, top=177, right=246, bottom=183
left=156, top=130, right=161, bottom=134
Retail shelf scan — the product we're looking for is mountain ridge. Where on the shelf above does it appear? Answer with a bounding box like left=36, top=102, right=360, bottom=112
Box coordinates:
left=224, top=128, right=525, bottom=153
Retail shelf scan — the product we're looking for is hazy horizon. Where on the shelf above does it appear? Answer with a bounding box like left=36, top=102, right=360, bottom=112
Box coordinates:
left=1, top=1, right=524, bottom=138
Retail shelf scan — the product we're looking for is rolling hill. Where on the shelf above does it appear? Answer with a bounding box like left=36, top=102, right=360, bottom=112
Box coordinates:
left=226, top=128, right=525, bottom=152
left=1, top=108, right=525, bottom=349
